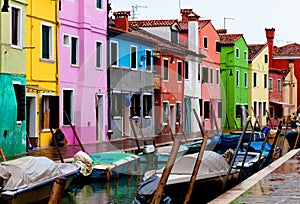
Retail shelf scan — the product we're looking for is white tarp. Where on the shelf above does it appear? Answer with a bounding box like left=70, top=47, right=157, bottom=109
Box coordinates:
left=0, top=156, right=62, bottom=191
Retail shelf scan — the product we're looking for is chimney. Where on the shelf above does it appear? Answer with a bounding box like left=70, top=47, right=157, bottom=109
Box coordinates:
left=217, top=29, right=227, bottom=34
left=265, top=28, right=275, bottom=68
left=180, top=9, right=199, bottom=21
left=113, top=11, right=131, bottom=32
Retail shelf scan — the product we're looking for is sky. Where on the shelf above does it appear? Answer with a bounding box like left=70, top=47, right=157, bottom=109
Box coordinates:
left=109, top=0, right=300, bottom=47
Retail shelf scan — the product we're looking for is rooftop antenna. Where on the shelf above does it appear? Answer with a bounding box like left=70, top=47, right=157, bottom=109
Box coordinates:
left=131, top=5, right=147, bottom=19
left=224, top=17, right=235, bottom=29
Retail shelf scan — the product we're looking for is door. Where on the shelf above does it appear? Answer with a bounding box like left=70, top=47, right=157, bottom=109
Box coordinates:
left=26, top=95, right=37, bottom=146
left=170, top=105, right=175, bottom=133
left=123, top=93, right=130, bottom=136
left=96, top=94, right=104, bottom=141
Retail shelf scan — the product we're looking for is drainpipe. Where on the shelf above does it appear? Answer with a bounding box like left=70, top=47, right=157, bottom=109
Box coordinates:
left=55, top=0, right=59, bottom=94
left=107, top=2, right=112, bottom=138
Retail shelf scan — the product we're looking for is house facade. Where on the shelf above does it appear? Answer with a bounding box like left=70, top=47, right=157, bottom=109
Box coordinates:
left=0, top=0, right=27, bottom=156
left=219, top=31, right=249, bottom=130
left=58, top=0, right=108, bottom=144
left=179, top=9, right=221, bottom=132
left=108, top=11, right=155, bottom=138
left=248, top=44, right=269, bottom=126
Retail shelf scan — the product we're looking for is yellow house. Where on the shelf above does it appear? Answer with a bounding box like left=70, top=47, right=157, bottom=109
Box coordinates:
left=248, top=44, right=269, bottom=127
left=26, top=0, right=60, bottom=147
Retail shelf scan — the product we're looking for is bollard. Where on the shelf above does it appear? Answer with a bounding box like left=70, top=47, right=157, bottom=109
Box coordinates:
left=48, top=177, right=67, bottom=204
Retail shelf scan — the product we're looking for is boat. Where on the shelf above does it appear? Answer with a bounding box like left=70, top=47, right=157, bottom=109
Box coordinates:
left=155, top=145, right=189, bottom=163
left=0, top=156, right=80, bottom=204
left=286, top=129, right=300, bottom=150
left=137, top=151, right=240, bottom=203
left=74, top=151, right=140, bottom=181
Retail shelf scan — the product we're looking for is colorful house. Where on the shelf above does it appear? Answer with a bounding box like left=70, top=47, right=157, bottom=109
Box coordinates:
left=265, top=28, right=294, bottom=124
left=219, top=30, right=249, bottom=130
left=0, top=0, right=27, bottom=156
left=108, top=11, right=156, bottom=138
left=26, top=0, right=59, bottom=147
left=58, top=0, right=108, bottom=144
left=248, top=44, right=269, bottom=126
left=179, top=9, right=221, bottom=132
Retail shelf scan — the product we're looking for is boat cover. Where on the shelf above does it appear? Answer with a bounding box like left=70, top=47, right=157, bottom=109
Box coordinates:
left=156, top=150, right=229, bottom=175
left=0, top=156, right=62, bottom=191
left=73, top=151, right=93, bottom=176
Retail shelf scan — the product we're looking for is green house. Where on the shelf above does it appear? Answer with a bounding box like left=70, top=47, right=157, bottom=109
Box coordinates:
left=219, top=32, right=249, bottom=130
left=0, top=1, right=27, bottom=157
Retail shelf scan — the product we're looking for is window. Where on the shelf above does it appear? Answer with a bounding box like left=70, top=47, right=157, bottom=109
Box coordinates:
left=130, top=94, right=140, bottom=117
left=270, top=106, right=274, bottom=118
left=218, top=102, right=222, bottom=118
left=63, top=34, right=70, bottom=46
left=199, top=99, right=203, bottom=116
left=235, top=48, right=239, bottom=58
left=163, top=102, right=169, bottom=124
left=177, top=61, right=182, bottom=81
left=42, top=95, right=59, bottom=129
left=253, top=72, right=257, bottom=87
left=143, top=95, right=152, bottom=117
left=210, top=68, right=214, bottom=84
left=176, top=102, right=181, bottom=123
left=146, top=50, right=152, bottom=71
left=110, top=41, right=118, bottom=66
left=163, top=59, right=168, bottom=80
left=204, top=101, right=210, bottom=119
left=216, top=69, right=220, bottom=85
left=41, top=24, right=53, bottom=59
left=277, top=79, right=281, bottom=92
left=11, top=6, right=21, bottom=47
left=203, top=36, right=208, bottom=49
left=171, top=28, right=178, bottom=43
left=63, top=89, right=74, bottom=125
left=244, top=51, right=247, bottom=61
left=269, top=78, right=273, bottom=91
left=236, top=70, right=240, bottom=86
left=96, top=0, right=103, bottom=9
left=244, top=72, right=248, bottom=88
left=96, top=41, right=102, bottom=68
left=13, top=84, right=25, bottom=121
left=198, top=64, right=201, bottom=82
left=253, top=101, right=257, bottom=116
left=130, top=46, right=137, bottom=69
left=263, top=102, right=267, bottom=116
left=264, top=54, right=268, bottom=64
left=112, top=92, right=122, bottom=117
left=216, top=41, right=221, bottom=53
left=236, top=104, right=242, bottom=119
left=185, top=61, right=189, bottom=80
left=202, top=67, right=208, bottom=83
left=264, top=74, right=268, bottom=88
left=71, top=36, right=79, bottom=65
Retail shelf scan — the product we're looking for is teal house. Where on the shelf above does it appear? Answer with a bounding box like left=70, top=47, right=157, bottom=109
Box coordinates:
left=0, top=1, right=27, bottom=157
left=219, top=30, right=249, bottom=130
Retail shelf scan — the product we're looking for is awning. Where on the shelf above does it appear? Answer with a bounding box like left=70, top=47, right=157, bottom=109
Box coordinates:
left=26, top=85, right=54, bottom=93
left=270, top=101, right=295, bottom=107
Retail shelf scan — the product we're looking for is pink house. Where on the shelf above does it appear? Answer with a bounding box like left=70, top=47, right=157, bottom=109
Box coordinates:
left=59, top=1, right=108, bottom=144
left=179, top=9, right=221, bottom=131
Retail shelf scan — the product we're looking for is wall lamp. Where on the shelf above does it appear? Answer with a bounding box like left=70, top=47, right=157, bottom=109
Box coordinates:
left=1, top=0, right=9, bottom=12
left=220, top=68, right=233, bottom=76
left=283, top=81, right=295, bottom=87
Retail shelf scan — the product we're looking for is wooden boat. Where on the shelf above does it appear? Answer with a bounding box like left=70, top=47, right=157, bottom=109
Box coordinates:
left=286, top=129, right=300, bottom=150
left=74, top=151, right=140, bottom=181
left=0, top=156, right=80, bottom=204
left=137, top=151, right=240, bottom=203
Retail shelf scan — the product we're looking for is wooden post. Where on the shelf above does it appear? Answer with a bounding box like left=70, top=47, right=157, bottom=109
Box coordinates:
left=48, top=177, right=67, bottom=204
left=151, top=138, right=180, bottom=204
left=231, top=114, right=239, bottom=130
left=135, top=121, right=147, bottom=146
left=251, top=106, right=261, bottom=130
left=266, top=121, right=282, bottom=164
left=265, top=110, right=274, bottom=129
left=129, top=118, right=141, bottom=153
left=280, top=116, right=290, bottom=151
left=293, top=128, right=300, bottom=149
left=63, top=110, right=86, bottom=153
left=0, top=148, right=6, bottom=162
left=183, top=110, right=208, bottom=203
left=50, top=127, right=64, bottom=163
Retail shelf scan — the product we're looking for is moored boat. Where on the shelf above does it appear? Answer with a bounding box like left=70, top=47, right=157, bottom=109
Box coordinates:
left=0, top=156, right=80, bottom=204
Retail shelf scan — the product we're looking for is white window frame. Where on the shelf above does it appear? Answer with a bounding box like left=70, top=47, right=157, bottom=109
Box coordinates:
left=70, top=35, right=79, bottom=66
left=96, top=0, right=103, bottom=10
left=11, top=5, right=22, bottom=49
left=236, top=70, right=240, bottom=87
left=41, top=22, right=54, bottom=61
left=110, top=41, right=118, bottom=67
left=253, top=72, right=258, bottom=88
left=145, top=49, right=152, bottom=72
left=130, top=45, right=137, bottom=69
left=244, top=51, right=247, bottom=61
left=277, top=79, right=281, bottom=92
left=162, top=101, right=169, bottom=125
left=62, top=88, right=75, bottom=126
left=163, top=58, right=169, bottom=81
left=203, top=36, right=208, bottom=49
left=96, top=40, right=103, bottom=69
left=210, top=68, right=214, bottom=84
left=269, top=78, right=273, bottom=92
left=62, top=33, right=70, bottom=47
left=244, top=72, right=248, bottom=88
left=235, top=48, right=240, bottom=58
left=216, top=68, right=220, bottom=85
left=177, top=60, right=183, bottom=82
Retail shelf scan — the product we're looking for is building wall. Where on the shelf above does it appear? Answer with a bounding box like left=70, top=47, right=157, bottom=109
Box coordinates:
left=59, top=0, right=108, bottom=144
left=248, top=46, right=269, bottom=126
left=26, top=0, right=59, bottom=147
